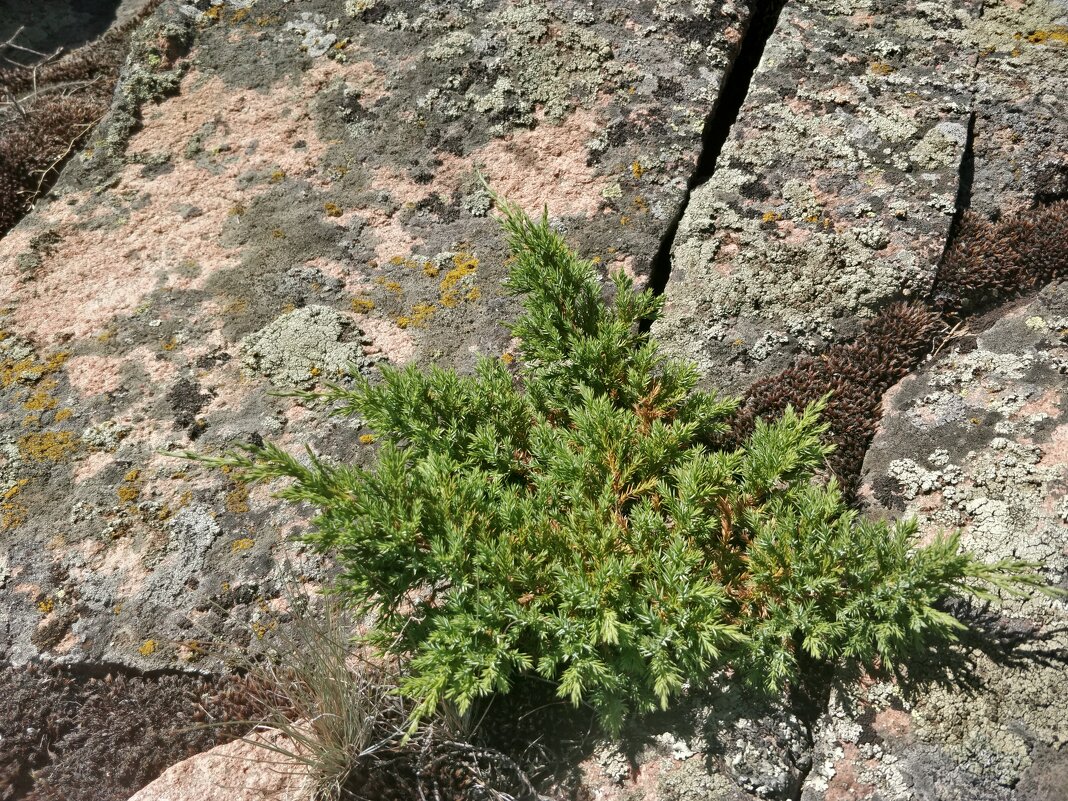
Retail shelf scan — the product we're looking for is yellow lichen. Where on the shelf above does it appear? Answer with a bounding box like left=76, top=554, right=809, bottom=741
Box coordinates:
left=869, top=61, right=895, bottom=75
left=324, top=202, right=343, bottom=217
left=228, top=203, right=246, bottom=217
left=251, top=620, right=276, bottom=639
left=18, top=431, right=79, bottom=462
left=23, top=390, right=58, bottom=412
left=224, top=298, right=249, bottom=315
left=465, top=287, right=481, bottom=302
left=438, top=251, right=478, bottom=308
left=2, top=479, right=28, bottom=502
left=620, top=215, right=630, bottom=227
left=762, top=210, right=782, bottom=223
left=117, top=469, right=141, bottom=503
left=37, top=597, right=55, bottom=614
left=117, top=484, right=140, bottom=504
left=1, top=351, right=68, bottom=388
left=161, top=336, right=178, bottom=352
left=1026, top=27, right=1068, bottom=45
left=397, top=303, right=436, bottom=329
left=1, top=479, right=29, bottom=530
left=359, top=434, right=376, bottom=444
left=269, top=169, right=286, bottom=183
left=139, top=639, right=157, bottom=656
left=272, top=228, right=286, bottom=239
left=54, top=408, right=73, bottom=423
left=225, top=483, right=250, bottom=514
left=351, top=297, right=376, bottom=314
left=500, top=353, right=515, bottom=365
left=230, top=6, right=251, bottom=23
left=231, top=537, right=255, bottom=553
left=374, top=277, right=403, bottom=294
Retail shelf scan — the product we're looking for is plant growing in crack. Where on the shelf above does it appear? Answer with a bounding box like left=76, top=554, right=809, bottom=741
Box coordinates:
left=177, top=193, right=1054, bottom=736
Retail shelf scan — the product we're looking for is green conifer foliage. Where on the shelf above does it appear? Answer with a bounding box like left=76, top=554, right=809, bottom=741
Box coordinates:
left=189, top=196, right=1048, bottom=734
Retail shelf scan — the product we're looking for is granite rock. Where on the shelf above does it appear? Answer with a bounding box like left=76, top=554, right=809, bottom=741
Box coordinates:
left=655, top=0, right=1068, bottom=393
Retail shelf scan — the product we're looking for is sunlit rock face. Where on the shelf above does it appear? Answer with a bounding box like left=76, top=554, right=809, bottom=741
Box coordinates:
left=0, top=0, right=1065, bottom=799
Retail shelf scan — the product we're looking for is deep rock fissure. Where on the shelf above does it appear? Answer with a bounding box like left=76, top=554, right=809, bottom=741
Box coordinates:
left=940, top=109, right=977, bottom=263
left=641, top=0, right=788, bottom=313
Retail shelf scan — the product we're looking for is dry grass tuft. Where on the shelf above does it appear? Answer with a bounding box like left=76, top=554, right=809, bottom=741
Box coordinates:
left=221, top=589, right=546, bottom=801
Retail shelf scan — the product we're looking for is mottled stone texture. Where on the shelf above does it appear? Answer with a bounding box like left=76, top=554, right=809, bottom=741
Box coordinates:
left=656, top=0, right=1068, bottom=393
left=968, top=1, right=1068, bottom=215
left=126, top=732, right=312, bottom=801
left=0, top=0, right=758, bottom=672
left=1, top=0, right=1067, bottom=799
left=655, top=0, right=981, bottom=391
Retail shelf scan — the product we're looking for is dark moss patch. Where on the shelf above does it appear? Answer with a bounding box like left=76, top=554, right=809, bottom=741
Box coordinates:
left=932, top=201, right=1068, bottom=321
left=0, top=662, right=256, bottom=801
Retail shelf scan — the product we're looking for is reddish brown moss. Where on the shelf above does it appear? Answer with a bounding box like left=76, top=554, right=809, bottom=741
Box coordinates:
left=932, top=200, right=1068, bottom=320
left=0, top=96, right=105, bottom=234
left=732, top=303, right=943, bottom=492
left=0, top=662, right=258, bottom=801
left=0, top=1, right=164, bottom=236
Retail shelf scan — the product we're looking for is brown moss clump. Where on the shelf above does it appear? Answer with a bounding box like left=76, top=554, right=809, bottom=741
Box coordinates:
left=0, top=2, right=161, bottom=97
left=733, top=303, right=943, bottom=492
left=0, top=662, right=258, bottom=801
left=931, top=200, right=1068, bottom=320
left=0, top=97, right=104, bottom=234
left=0, top=1, right=164, bottom=236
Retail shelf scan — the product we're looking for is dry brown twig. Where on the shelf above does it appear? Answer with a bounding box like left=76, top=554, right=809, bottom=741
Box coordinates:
left=930, top=319, right=970, bottom=358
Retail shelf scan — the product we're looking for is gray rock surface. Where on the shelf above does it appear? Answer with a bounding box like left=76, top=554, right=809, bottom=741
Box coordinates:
left=655, top=0, right=981, bottom=391
left=968, top=1, right=1068, bottom=216
left=0, top=0, right=1066, bottom=799
left=655, top=0, right=1068, bottom=393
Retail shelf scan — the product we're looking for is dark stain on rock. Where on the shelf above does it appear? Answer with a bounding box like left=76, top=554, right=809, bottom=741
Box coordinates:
left=165, top=377, right=210, bottom=431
